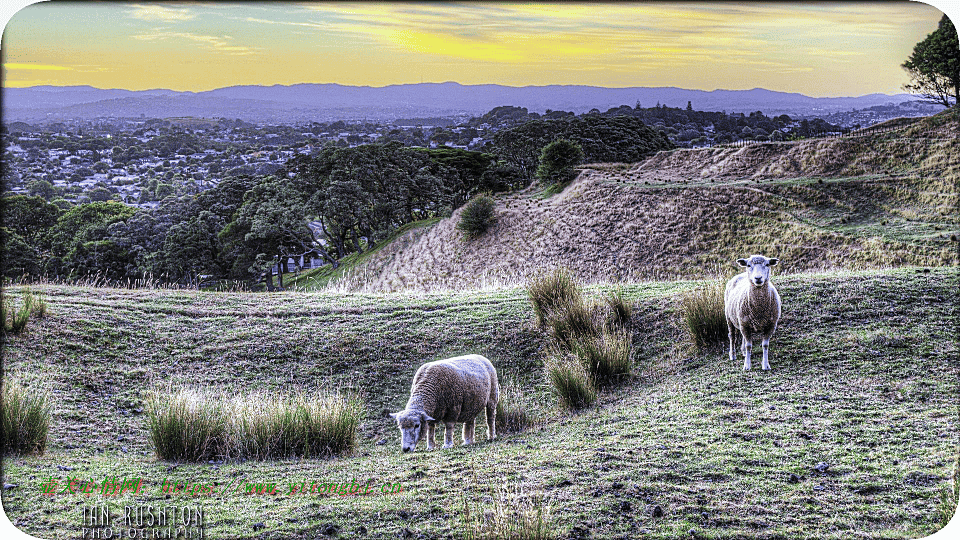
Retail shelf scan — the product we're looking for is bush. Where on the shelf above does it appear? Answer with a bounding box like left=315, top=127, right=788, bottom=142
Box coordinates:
left=1, top=378, right=51, bottom=455
left=535, top=138, right=585, bottom=188
left=545, top=354, right=597, bottom=410
left=457, top=195, right=497, bottom=240
left=147, top=387, right=363, bottom=461
left=495, top=377, right=530, bottom=434
left=457, top=485, right=554, bottom=540
left=681, top=281, right=728, bottom=352
left=528, top=268, right=582, bottom=328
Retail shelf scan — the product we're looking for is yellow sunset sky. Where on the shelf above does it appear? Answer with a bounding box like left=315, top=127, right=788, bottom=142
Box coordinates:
left=0, top=1, right=953, bottom=97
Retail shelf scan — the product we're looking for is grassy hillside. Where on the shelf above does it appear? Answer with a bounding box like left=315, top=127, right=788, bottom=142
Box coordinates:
left=2, top=266, right=957, bottom=539
left=332, top=112, right=958, bottom=293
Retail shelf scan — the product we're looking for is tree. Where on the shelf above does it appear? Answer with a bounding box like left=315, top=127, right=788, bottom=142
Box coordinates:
left=902, top=15, right=960, bottom=108
left=536, top=139, right=585, bottom=187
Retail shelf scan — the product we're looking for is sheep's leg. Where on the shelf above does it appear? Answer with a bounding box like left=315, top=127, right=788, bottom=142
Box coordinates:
left=443, top=423, right=455, bottom=448
left=742, top=331, right=753, bottom=371
left=426, top=422, right=436, bottom=451
left=486, top=402, right=497, bottom=440
left=761, top=337, right=771, bottom=371
left=463, top=419, right=476, bottom=445
left=727, top=319, right=737, bottom=362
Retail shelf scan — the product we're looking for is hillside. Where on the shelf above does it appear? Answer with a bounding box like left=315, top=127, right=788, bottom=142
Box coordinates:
left=340, top=112, right=959, bottom=293
left=1, top=266, right=957, bottom=539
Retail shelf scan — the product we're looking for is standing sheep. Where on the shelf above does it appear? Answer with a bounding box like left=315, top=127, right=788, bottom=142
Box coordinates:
left=725, top=255, right=782, bottom=371
left=390, top=354, right=499, bottom=453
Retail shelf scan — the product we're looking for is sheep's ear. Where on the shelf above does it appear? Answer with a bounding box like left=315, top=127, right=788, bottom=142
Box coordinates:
left=768, top=258, right=779, bottom=266
left=736, top=259, right=749, bottom=267
left=422, top=414, right=435, bottom=422
left=389, top=412, right=401, bottom=420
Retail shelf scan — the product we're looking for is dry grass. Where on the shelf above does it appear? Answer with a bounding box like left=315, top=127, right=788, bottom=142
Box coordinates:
left=681, top=280, right=728, bottom=352
left=321, top=114, right=957, bottom=293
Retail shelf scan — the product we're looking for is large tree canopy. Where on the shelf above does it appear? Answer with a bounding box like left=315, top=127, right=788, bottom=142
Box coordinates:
left=902, top=15, right=960, bottom=108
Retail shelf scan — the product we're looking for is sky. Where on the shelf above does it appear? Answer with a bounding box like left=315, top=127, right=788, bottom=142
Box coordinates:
left=0, top=1, right=953, bottom=97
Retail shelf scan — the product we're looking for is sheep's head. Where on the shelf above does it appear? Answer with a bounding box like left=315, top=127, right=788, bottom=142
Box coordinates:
left=389, top=410, right=434, bottom=453
left=737, top=255, right=778, bottom=287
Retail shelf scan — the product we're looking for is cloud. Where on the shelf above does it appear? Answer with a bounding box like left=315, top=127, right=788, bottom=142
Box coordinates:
left=132, top=31, right=259, bottom=56
left=127, top=4, right=196, bottom=22
left=3, top=63, right=73, bottom=71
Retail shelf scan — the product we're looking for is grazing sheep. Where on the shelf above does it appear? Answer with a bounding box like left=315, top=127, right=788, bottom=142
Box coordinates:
left=725, top=255, right=782, bottom=370
left=390, top=354, right=499, bottom=453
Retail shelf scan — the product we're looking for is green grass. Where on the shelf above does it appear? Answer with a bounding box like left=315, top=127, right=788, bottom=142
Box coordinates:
left=1, top=288, right=47, bottom=335
left=1, top=267, right=957, bottom=539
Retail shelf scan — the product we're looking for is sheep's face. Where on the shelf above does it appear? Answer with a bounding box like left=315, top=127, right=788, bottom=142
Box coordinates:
left=737, top=255, right=778, bottom=287
left=390, top=410, right=434, bottom=453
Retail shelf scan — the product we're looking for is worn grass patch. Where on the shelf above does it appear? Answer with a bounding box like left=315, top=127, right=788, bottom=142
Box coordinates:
left=1, top=267, right=956, bottom=539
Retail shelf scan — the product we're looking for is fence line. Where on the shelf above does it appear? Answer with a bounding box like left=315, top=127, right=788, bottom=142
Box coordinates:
left=702, top=123, right=908, bottom=149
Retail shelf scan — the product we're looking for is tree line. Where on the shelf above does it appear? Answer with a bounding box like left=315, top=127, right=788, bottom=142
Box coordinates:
left=2, top=115, right=674, bottom=289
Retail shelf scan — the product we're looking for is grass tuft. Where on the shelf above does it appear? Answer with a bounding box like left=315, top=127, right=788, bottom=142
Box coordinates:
left=681, top=280, right=728, bottom=352
left=528, top=268, right=582, bottom=328
left=147, top=387, right=363, bottom=461
left=457, top=485, right=554, bottom=540
left=570, top=329, right=633, bottom=383
left=603, top=289, right=633, bottom=331
left=1, top=289, right=48, bottom=336
left=1, top=378, right=51, bottom=455
left=545, top=354, right=597, bottom=410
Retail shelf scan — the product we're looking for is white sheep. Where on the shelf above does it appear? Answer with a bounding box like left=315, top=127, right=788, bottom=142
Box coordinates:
left=724, top=255, right=782, bottom=370
left=390, top=354, right=499, bottom=453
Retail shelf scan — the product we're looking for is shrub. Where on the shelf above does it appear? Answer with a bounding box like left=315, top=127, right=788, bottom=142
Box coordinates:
left=457, top=195, right=497, bottom=240
left=1, top=378, right=51, bottom=455
left=536, top=139, right=584, bottom=188
left=681, top=281, right=728, bottom=352
left=545, top=354, right=596, bottom=410
left=528, top=268, right=582, bottom=328
left=495, top=377, right=530, bottom=434
left=457, top=486, right=554, bottom=540
left=572, top=329, right=633, bottom=382
left=147, top=387, right=363, bottom=461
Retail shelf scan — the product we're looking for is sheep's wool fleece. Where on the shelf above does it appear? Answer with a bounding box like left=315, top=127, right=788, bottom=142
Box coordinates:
left=407, top=354, right=498, bottom=423
left=725, top=274, right=780, bottom=338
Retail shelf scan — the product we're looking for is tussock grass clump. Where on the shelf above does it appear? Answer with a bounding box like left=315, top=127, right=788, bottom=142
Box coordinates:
left=528, top=268, right=581, bottom=327
left=234, top=392, right=363, bottom=460
left=545, top=354, right=597, bottom=410
left=548, top=301, right=598, bottom=351
left=495, top=377, right=531, bottom=434
left=1, top=378, right=51, bottom=455
left=603, top=289, right=633, bottom=331
left=681, top=280, right=728, bottom=352
left=147, top=388, right=230, bottom=462
left=1, top=289, right=47, bottom=336
left=528, top=269, right=635, bottom=407
left=147, top=387, right=363, bottom=461
left=457, top=486, right=554, bottom=540
left=571, top=329, right=633, bottom=382
left=457, top=195, right=498, bottom=240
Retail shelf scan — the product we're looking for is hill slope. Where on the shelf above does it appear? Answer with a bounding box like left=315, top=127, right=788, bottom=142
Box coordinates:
left=341, top=113, right=959, bottom=292
left=1, top=267, right=957, bottom=539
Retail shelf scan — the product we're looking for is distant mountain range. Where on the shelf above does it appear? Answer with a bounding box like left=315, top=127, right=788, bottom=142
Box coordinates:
left=2, top=82, right=921, bottom=124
